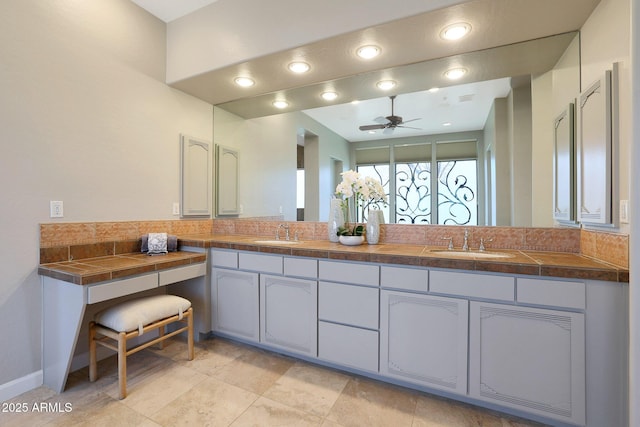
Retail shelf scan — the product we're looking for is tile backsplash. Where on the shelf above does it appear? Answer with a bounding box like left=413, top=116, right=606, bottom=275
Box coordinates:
left=40, top=220, right=212, bottom=248
left=40, top=219, right=629, bottom=269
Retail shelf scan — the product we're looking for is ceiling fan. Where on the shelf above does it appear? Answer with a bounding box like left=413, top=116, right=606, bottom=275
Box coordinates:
left=358, top=95, right=421, bottom=134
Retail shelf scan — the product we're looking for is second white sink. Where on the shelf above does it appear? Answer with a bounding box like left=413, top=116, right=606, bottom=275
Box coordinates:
left=254, top=240, right=301, bottom=245
left=429, top=250, right=513, bottom=259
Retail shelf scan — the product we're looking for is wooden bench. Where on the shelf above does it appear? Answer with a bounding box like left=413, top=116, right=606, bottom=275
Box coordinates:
left=88, top=294, right=194, bottom=399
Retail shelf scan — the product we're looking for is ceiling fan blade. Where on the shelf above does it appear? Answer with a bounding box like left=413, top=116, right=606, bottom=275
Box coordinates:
left=373, top=116, right=387, bottom=124
left=396, top=125, right=422, bottom=130
left=359, top=124, right=386, bottom=131
left=400, top=118, right=421, bottom=124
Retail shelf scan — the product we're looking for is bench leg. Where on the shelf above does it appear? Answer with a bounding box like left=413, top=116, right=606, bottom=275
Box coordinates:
left=88, top=322, right=97, bottom=382
left=118, top=331, right=127, bottom=399
left=187, top=308, right=194, bottom=361
left=158, top=324, right=165, bottom=350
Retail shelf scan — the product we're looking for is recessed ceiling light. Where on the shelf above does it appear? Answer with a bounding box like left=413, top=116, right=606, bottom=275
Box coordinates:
left=272, top=100, right=289, bottom=109
left=440, top=22, right=471, bottom=41
left=443, top=122, right=452, bottom=127
left=368, top=130, right=376, bottom=134
left=234, top=77, right=255, bottom=87
left=351, top=100, right=361, bottom=105
left=288, top=61, right=310, bottom=73
left=376, top=80, right=396, bottom=90
left=356, top=45, right=381, bottom=59
left=444, top=68, right=467, bottom=80
left=428, top=87, right=440, bottom=93
left=321, top=91, right=338, bottom=101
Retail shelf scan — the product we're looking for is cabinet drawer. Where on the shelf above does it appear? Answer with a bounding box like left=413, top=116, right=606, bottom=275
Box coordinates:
left=88, top=273, right=158, bottom=304
left=239, top=252, right=283, bottom=274
left=319, top=260, right=379, bottom=286
left=159, top=262, right=206, bottom=287
left=430, top=270, right=514, bottom=301
left=318, top=321, right=379, bottom=372
left=211, top=249, right=238, bottom=268
left=381, top=266, right=428, bottom=292
left=319, top=281, right=379, bottom=329
left=517, top=278, right=585, bottom=310
left=284, top=257, right=318, bottom=278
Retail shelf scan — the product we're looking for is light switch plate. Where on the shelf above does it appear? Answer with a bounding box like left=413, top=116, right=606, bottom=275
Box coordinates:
left=50, top=201, right=63, bottom=218
left=172, top=202, right=180, bottom=215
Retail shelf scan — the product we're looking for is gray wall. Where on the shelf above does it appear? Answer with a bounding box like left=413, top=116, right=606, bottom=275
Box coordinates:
left=0, top=0, right=212, bottom=388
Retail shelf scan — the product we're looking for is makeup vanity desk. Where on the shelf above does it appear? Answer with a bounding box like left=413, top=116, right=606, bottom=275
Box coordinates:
left=38, top=251, right=206, bottom=393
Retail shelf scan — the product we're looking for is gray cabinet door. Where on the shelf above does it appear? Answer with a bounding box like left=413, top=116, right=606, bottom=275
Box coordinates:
left=181, top=134, right=211, bottom=217
left=260, top=275, right=317, bottom=356
left=211, top=268, right=259, bottom=341
left=469, top=301, right=585, bottom=426
left=553, top=103, right=576, bottom=224
left=577, top=69, right=613, bottom=225
left=380, top=290, right=468, bottom=394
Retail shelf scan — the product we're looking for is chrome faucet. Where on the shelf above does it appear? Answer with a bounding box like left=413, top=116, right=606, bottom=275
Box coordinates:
left=479, top=237, right=494, bottom=251
left=277, top=223, right=290, bottom=241
left=462, top=228, right=469, bottom=251
left=442, top=237, right=454, bottom=250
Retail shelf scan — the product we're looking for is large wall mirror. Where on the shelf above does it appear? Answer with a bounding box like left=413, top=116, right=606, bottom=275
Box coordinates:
left=172, top=0, right=597, bottom=227
left=206, top=31, right=581, bottom=227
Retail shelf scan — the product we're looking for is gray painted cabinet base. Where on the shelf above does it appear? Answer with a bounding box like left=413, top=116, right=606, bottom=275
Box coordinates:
left=469, top=302, right=585, bottom=426
left=380, top=291, right=468, bottom=395
left=211, top=267, right=259, bottom=342
left=208, top=249, right=627, bottom=427
left=260, top=275, right=317, bottom=357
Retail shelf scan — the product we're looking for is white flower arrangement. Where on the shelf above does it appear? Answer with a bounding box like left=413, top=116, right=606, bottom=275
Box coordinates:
left=334, top=170, right=387, bottom=236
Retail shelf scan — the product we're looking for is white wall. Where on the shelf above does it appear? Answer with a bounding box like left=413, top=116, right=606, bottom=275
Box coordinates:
left=580, top=0, right=633, bottom=424
left=581, top=0, right=631, bottom=234
left=531, top=72, right=554, bottom=227
left=484, top=98, right=511, bottom=226
left=530, top=34, right=581, bottom=228
left=213, top=107, right=350, bottom=221
left=508, top=84, right=533, bottom=227
left=0, top=0, right=213, bottom=388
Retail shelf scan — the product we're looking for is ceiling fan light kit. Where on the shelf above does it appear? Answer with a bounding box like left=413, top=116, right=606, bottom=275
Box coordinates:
left=358, top=95, right=421, bottom=134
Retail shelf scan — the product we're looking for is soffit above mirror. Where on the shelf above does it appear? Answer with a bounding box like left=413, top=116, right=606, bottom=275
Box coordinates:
left=167, top=0, right=599, bottom=112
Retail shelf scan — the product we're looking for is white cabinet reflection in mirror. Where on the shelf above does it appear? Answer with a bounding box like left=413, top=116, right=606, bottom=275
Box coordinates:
left=577, top=65, right=618, bottom=226
left=553, top=103, right=576, bottom=224
left=180, top=134, right=211, bottom=217
left=216, top=144, right=239, bottom=216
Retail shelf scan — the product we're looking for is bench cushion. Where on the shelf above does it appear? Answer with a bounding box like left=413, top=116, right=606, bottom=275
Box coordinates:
left=95, top=294, right=191, bottom=335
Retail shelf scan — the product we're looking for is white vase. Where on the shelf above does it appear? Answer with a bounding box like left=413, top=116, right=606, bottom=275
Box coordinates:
left=339, top=235, right=365, bottom=246
left=366, top=209, right=383, bottom=245
left=328, top=198, right=344, bottom=242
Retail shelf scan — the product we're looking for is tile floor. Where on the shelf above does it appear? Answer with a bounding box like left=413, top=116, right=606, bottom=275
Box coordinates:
left=1, top=336, right=547, bottom=426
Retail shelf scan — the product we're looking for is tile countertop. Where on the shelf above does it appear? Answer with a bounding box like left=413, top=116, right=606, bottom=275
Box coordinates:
left=38, top=251, right=206, bottom=285
left=178, top=234, right=629, bottom=283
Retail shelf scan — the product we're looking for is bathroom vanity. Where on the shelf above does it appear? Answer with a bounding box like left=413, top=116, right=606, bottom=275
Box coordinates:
left=38, top=233, right=627, bottom=427
left=175, top=235, right=627, bottom=427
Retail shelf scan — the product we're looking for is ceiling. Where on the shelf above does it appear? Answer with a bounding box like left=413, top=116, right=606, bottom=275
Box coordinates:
left=131, top=0, right=600, bottom=142
left=130, top=0, right=220, bottom=22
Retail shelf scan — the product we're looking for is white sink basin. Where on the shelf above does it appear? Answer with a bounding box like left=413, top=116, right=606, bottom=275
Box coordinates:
left=429, top=250, right=513, bottom=259
left=254, top=240, right=301, bottom=245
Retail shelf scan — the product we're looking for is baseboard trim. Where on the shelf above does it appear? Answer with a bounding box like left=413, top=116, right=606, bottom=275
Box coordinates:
left=0, top=371, right=43, bottom=402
